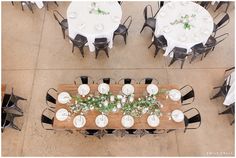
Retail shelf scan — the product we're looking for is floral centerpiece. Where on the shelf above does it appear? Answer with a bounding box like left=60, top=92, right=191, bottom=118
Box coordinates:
left=89, top=2, right=110, bottom=15
left=170, top=14, right=196, bottom=30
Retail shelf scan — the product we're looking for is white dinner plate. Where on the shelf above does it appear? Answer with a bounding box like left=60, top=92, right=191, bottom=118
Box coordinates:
left=169, top=89, right=181, bottom=101
left=69, top=12, right=77, bottom=19
left=95, top=115, right=108, bottom=128
left=56, top=108, right=69, bottom=121
left=95, top=24, right=104, bottom=31
left=147, top=115, right=160, bottom=127
left=98, top=83, right=110, bottom=94
left=78, top=84, right=90, bottom=96
left=171, top=109, right=184, bottom=122
left=58, top=92, right=71, bottom=104
left=73, top=115, right=86, bottom=128
left=147, top=84, right=159, bottom=95
left=121, top=115, right=134, bottom=128
left=122, top=84, right=135, bottom=95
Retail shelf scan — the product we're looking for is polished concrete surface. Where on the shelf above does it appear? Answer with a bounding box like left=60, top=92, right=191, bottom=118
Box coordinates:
left=1, top=1, right=235, bottom=156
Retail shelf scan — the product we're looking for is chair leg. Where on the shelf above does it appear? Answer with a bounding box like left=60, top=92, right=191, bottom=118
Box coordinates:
left=140, top=24, right=146, bottom=34
left=21, top=3, right=24, bottom=11
left=105, top=49, right=109, bottom=58
left=79, top=47, right=85, bottom=58
left=123, top=34, right=127, bottom=45
left=225, top=3, right=230, bottom=12
left=15, top=106, right=23, bottom=113
left=168, top=58, right=177, bottom=67
left=180, top=59, right=185, bottom=69
left=230, top=119, right=234, bottom=125
left=154, top=47, right=160, bottom=58
left=16, top=96, right=27, bottom=101
left=54, top=1, right=59, bottom=7
left=210, top=90, right=222, bottom=100
left=11, top=124, right=21, bottom=131
left=148, top=42, right=154, bottom=49
left=219, top=107, right=232, bottom=115
left=95, top=50, right=99, bottom=59
left=61, top=28, right=66, bottom=39
left=214, top=2, right=223, bottom=12
left=190, top=54, right=197, bottom=63
left=11, top=1, right=14, bottom=5
left=27, top=3, right=34, bottom=13
left=72, top=44, right=75, bottom=53
left=167, top=129, right=175, bottom=133
left=46, top=2, right=49, bottom=11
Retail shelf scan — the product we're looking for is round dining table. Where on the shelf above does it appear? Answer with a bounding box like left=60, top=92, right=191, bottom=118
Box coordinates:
left=154, top=1, right=214, bottom=57
left=67, top=1, right=122, bottom=52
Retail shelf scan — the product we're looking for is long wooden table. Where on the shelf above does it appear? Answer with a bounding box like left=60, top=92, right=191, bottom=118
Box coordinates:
left=53, top=84, right=185, bottom=130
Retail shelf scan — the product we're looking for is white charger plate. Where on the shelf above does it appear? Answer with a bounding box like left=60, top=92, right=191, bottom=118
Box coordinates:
left=95, top=24, right=104, bottom=31
left=56, top=108, right=69, bottom=121
left=73, top=115, right=86, bottom=128
left=69, top=12, right=77, bottom=19
left=169, top=89, right=181, bottom=101
left=147, top=84, right=159, bottom=95
left=122, top=84, right=135, bottom=95
left=171, top=109, right=184, bottom=122
left=147, top=115, right=160, bottom=127
left=58, top=92, right=71, bottom=104
left=98, top=83, right=110, bottom=94
left=78, top=84, right=90, bottom=96
left=121, top=115, right=134, bottom=128
left=95, top=114, right=108, bottom=128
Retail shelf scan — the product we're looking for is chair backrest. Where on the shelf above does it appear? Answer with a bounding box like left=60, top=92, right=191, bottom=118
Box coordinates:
left=123, top=16, right=132, bottom=30
left=180, top=85, right=195, bottom=105
left=215, top=33, right=229, bottom=46
left=86, top=129, right=99, bottom=135
left=53, top=10, right=65, bottom=25
left=200, top=2, right=209, bottom=8
left=143, top=5, right=154, bottom=20
left=94, top=38, right=109, bottom=49
left=214, top=12, right=230, bottom=31
left=74, top=76, right=94, bottom=85
left=172, top=47, right=188, bottom=59
left=41, top=108, right=55, bottom=130
left=97, top=78, right=116, bottom=84
left=184, top=108, right=201, bottom=130
left=46, top=88, right=57, bottom=108
left=118, top=78, right=137, bottom=84
left=139, top=77, right=159, bottom=84
left=157, top=35, right=167, bottom=47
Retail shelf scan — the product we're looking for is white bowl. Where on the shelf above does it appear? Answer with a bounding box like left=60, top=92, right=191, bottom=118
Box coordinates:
left=122, top=84, right=135, bottom=95
left=121, top=115, right=134, bottom=128
left=78, top=84, right=90, bottom=96
left=171, top=109, right=184, bottom=122
left=98, top=83, right=110, bottom=94
left=73, top=115, right=86, bottom=128
left=146, top=84, right=159, bottom=95
left=95, top=114, right=108, bottom=128
left=147, top=115, right=160, bottom=127
left=56, top=108, right=69, bottom=121
left=58, top=92, right=71, bottom=104
left=169, top=89, right=181, bottom=101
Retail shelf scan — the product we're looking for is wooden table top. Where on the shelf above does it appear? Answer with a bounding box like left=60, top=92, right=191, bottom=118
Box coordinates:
left=1, top=84, right=6, bottom=102
left=53, top=84, right=185, bottom=130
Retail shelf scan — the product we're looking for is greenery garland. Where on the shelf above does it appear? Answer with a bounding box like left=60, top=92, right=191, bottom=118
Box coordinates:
left=68, top=90, right=167, bottom=117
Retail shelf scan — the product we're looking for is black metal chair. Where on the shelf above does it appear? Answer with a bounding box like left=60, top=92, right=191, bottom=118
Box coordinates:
left=113, top=16, right=132, bottom=44
left=168, top=47, right=190, bottom=69
left=199, top=1, right=210, bottom=9
left=53, top=10, right=68, bottom=39
left=213, top=12, right=230, bottom=36
left=214, top=1, right=230, bottom=13
left=167, top=108, right=201, bottom=133
left=2, top=88, right=26, bottom=115
left=93, top=38, right=110, bottom=59
left=41, top=108, right=55, bottom=130
left=1, top=109, right=22, bottom=132
left=204, top=33, right=229, bottom=57
left=140, top=5, right=159, bottom=34
left=158, top=1, right=164, bottom=9
left=148, top=35, right=167, bottom=58
left=210, top=80, right=230, bottom=100
left=120, top=129, right=139, bottom=137
left=74, top=76, right=94, bottom=86
left=44, top=1, right=58, bottom=10
left=118, top=1, right=123, bottom=5
left=189, top=43, right=212, bottom=63
left=140, top=129, right=165, bottom=137
left=139, top=77, right=159, bottom=84
left=219, top=103, right=235, bottom=125
left=80, top=129, right=103, bottom=139
left=69, top=34, right=88, bottom=57
left=46, top=88, right=58, bottom=108
left=97, top=78, right=116, bottom=84
left=118, top=78, right=137, bottom=84
left=180, top=85, right=195, bottom=105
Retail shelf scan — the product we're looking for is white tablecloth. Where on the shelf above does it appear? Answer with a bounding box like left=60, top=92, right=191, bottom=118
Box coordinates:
left=154, top=1, right=214, bottom=57
left=223, top=71, right=235, bottom=106
left=67, top=1, right=122, bottom=52
left=30, top=1, right=44, bottom=9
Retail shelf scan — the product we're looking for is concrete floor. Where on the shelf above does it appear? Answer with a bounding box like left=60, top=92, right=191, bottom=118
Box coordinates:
left=1, top=1, right=235, bottom=156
